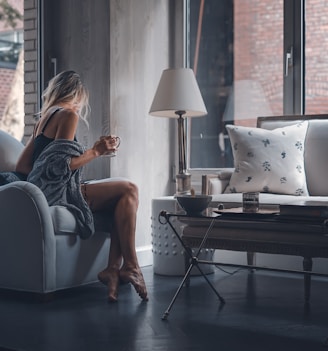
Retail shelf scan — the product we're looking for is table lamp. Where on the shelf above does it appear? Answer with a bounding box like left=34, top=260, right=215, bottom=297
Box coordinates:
left=149, top=68, right=207, bottom=194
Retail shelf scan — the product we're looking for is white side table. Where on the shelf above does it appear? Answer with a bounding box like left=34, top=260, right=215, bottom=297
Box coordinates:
left=151, top=196, right=214, bottom=276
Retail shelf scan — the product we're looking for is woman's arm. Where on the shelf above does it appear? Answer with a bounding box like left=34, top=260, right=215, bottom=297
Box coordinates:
left=56, top=110, right=118, bottom=171
left=54, top=110, right=98, bottom=170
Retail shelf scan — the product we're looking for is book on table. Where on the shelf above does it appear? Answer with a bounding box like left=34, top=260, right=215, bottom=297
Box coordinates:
left=279, top=200, right=328, bottom=218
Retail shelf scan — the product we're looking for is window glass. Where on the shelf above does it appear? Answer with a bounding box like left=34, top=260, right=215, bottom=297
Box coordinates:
left=305, top=1, right=328, bottom=114
left=0, top=0, right=24, bottom=140
left=0, top=30, right=23, bottom=68
left=187, top=0, right=283, bottom=168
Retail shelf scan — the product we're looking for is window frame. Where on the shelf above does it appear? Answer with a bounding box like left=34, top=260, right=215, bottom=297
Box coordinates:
left=284, top=0, right=304, bottom=115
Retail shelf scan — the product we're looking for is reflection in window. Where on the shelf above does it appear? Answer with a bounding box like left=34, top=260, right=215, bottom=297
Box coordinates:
left=186, top=0, right=283, bottom=168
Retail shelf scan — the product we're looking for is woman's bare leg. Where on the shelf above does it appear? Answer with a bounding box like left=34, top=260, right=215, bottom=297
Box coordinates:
left=84, top=180, right=148, bottom=301
left=97, top=226, right=123, bottom=302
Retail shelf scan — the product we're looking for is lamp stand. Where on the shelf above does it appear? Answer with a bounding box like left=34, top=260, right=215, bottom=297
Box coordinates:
left=176, top=172, right=191, bottom=195
left=176, top=111, right=191, bottom=195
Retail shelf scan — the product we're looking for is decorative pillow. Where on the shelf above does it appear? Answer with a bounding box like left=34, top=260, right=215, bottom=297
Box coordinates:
left=224, top=121, right=309, bottom=196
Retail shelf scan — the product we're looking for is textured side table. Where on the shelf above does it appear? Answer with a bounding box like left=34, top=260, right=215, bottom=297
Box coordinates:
left=151, top=196, right=214, bottom=276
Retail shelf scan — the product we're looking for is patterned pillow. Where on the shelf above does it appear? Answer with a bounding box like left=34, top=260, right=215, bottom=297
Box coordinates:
left=224, top=121, right=309, bottom=196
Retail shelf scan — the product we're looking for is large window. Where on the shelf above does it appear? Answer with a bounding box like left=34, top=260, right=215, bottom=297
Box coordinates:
left=186, top=0, right=328, bottom=169
left=0, top=0, right=24, bottom=140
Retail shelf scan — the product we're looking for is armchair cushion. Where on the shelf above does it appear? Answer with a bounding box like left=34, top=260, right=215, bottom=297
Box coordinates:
left=49, top=206, right=78, bottom=234
left=50, top=206, right=111, bottom=235
left=224, top=122, right=309, bottom=196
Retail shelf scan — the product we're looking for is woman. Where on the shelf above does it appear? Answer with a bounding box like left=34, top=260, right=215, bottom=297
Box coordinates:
left=15, top=70, right=148, bottom=302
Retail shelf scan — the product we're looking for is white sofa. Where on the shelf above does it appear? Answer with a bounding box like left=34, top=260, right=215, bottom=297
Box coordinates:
left=203, top=114, right=328, bottom=208
left=183, top=114, right=328, bottom=302
left=0, top=130, right=111, bottom=296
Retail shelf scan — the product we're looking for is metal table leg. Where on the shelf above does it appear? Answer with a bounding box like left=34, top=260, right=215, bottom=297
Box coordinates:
left=159, top=211, right=225, bottom=320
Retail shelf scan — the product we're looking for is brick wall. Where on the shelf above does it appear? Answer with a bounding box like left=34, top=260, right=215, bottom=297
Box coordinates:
left=23, top=0, right=38, bottom=143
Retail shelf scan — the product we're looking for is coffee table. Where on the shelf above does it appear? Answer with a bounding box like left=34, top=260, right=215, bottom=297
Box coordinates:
left=159, top=208, right=328, bottom=320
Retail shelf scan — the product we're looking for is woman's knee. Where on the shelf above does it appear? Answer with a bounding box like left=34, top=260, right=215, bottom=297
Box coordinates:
left=127, top=181, right=139, bottom=201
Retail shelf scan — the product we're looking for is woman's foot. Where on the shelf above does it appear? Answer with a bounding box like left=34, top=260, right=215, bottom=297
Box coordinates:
left=98, top=268, right=120, bottom=302
left=98, top=269, right=109, bottom=286
left=98, top=269, right=128, bottom=286
left=119, top=265, right=148, bottom=301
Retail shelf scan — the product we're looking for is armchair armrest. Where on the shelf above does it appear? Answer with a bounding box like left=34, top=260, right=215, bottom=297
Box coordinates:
left=0, top=181, right=56, bottom=292
left=202, top=168, right=234, bottom=195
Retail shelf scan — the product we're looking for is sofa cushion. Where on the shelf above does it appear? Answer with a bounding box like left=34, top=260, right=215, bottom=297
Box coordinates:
left=303, top=119, right=328, bottom=196
left=224, top=121, right=309, bottom=196
left=211, top=193, right=328, bottom=207
left=258, top=118, right=328, bottom=196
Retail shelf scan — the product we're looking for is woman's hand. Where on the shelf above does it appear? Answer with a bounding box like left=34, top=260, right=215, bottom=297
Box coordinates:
left=92, top=135, right=120, bottom=156
left=70, top=135, right=120, bottom=170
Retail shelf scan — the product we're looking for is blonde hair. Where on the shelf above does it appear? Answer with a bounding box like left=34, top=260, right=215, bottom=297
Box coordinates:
left=40, top=70, right=90, bottom=125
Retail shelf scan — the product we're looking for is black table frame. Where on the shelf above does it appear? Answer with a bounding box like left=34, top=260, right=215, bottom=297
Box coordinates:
left=158, top=210, right=225, bottom=320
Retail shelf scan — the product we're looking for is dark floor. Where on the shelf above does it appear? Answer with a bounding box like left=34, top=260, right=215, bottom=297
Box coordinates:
left=0, top=265, right=327, bottom=351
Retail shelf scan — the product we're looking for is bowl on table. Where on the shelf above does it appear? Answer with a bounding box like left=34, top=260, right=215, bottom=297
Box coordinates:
left=176, top=194, right=212, bottom=215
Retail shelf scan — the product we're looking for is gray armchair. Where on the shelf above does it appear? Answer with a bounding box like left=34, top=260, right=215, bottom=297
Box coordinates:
left=0, top=130, right=111, bottom=296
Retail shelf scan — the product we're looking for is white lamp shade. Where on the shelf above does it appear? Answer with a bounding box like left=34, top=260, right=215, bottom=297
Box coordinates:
left=149, top=68, right=207, bottom=118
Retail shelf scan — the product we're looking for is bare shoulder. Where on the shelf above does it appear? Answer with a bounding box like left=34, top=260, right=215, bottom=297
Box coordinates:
left=55, top=108, right=79, bottom=139
left=56, top=108, right=79, bottom=124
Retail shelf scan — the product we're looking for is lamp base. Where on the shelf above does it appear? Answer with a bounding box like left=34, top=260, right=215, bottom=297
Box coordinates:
left=176, top=173, right=191, bottom=195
